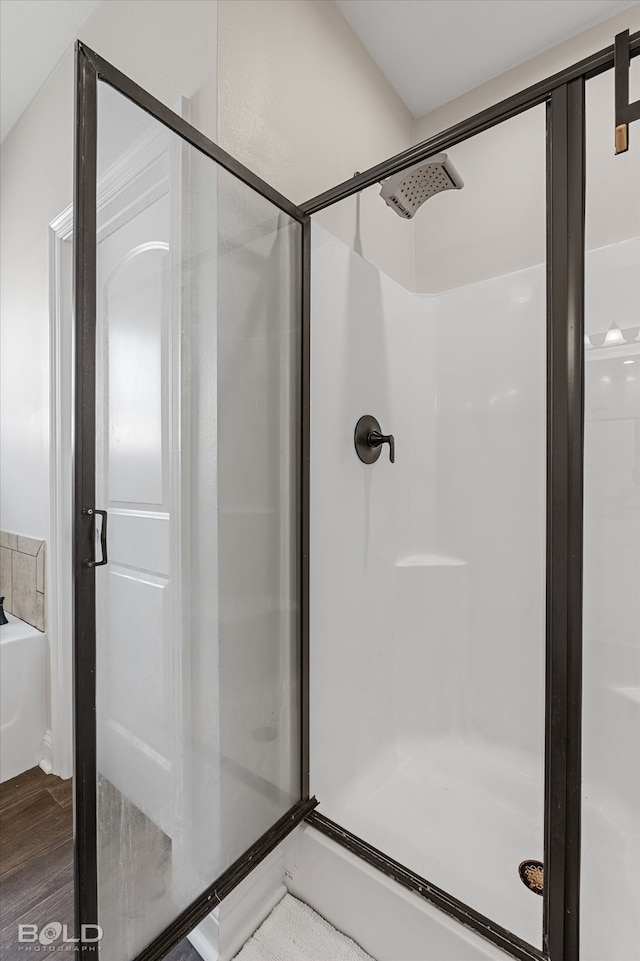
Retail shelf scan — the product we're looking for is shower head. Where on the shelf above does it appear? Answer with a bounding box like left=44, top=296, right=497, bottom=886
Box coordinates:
left=380, top=154, right=463, bottom=219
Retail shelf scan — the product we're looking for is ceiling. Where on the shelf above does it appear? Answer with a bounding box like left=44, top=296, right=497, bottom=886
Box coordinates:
left=0, top=0, right=99, bottom=142
left=335, top=0, right=639, bottom=117
left=0, top=0, right=637, bottom=144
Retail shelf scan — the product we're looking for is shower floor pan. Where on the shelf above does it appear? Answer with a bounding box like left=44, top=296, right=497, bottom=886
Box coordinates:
left=314, top=735, right=543, bottom=950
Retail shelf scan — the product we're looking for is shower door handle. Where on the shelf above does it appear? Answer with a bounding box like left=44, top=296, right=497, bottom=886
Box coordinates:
left=83, top=508, right=108, bottom=568
left=95, top=510, right=108, bottom=567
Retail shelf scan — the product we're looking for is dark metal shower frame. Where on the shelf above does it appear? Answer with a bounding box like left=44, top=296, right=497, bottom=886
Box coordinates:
left=73, top=29, right=639, bottom=961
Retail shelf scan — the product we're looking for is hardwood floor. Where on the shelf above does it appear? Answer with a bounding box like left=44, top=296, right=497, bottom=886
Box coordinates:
left=0, top=767, right=74, bottom=959
left=0, top=767, right=203, bottom=960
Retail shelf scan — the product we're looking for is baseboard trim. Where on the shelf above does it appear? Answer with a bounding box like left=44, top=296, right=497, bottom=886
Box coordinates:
left=39, top=729, right=53, bottom=774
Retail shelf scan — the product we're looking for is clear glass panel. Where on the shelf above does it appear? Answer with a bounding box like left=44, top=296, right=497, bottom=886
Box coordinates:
left=582, top=62, right=640, bottom=961
left=94, top=81, right=301, bottom=959
left=311, top=104, right=546, bottom=946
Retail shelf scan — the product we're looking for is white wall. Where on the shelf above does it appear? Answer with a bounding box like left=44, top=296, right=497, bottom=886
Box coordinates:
left=413, top=8, right=640, bottom=292
left=0, top=0, right=218, bottom=543
left=414, top=5, right=640, bottom=142
left=415, top=104, right=547, bottom=293
left=218, top=0, right=413, bottom=205
left=217, top=0, right=417, bottom=289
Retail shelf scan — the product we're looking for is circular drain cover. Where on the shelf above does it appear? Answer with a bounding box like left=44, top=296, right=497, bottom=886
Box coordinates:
left=519, top=860, right=544, bottom=895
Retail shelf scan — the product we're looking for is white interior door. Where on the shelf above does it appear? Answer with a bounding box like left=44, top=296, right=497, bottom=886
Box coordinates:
left=96, top=192, right=175, bottom=837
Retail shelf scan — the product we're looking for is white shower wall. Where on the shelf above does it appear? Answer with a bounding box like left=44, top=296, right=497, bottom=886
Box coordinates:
left=311, top=221, right=546, bottom=944
left=310, top=225, right=437, bottom=797
left=311, top=221, right=639, bottom=948
left=434, top=265, right=547, bottom=756
left=311, top=221, right=547, bottom=762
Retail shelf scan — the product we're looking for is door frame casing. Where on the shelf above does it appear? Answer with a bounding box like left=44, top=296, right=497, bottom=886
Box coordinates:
left=49, top=205, right=74, bottom=782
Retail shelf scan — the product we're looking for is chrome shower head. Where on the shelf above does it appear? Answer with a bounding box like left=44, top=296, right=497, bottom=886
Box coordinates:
left=380, top=154, right=463, bottom=219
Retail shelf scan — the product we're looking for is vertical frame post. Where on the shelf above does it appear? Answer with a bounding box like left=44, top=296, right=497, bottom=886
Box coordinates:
left=300, top=216, right=311, bottom=800
left=544, top=78, right=585, bottom=961
left=73, top=41, right=99, bottom=957
left=614, top=29, right=640, bottom=153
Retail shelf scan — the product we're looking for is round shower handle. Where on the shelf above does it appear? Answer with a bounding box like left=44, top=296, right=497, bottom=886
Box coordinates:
left=354, top=415, right=395, bottom=465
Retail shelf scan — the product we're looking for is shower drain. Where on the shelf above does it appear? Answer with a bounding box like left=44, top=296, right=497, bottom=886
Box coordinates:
left=518, top=860, right=544, bottom=895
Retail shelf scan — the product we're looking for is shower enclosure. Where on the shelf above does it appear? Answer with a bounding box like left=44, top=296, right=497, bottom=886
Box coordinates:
left=72, top=31, right=639, bottom=961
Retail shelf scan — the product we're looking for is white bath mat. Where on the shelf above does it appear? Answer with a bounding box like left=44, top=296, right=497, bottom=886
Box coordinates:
left=233, top=893, right=376, bottom=961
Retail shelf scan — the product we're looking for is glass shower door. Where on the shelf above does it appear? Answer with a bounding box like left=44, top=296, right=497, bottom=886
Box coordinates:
left=74, top=45, right=310, bottom=961
left=581, top=61, right=640, bottom=961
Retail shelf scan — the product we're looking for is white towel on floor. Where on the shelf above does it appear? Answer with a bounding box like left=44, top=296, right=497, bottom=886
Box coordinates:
left=234, top=894, right=375, bottom=961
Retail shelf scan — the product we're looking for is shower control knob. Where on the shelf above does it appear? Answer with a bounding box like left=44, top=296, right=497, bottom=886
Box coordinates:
left=354, top=415, right=395, bottom=465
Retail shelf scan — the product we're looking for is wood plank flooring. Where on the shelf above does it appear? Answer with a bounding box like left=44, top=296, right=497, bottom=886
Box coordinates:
left=0, top=767, right=74, bottom=958
left=0, top=767, right=203, bottom=960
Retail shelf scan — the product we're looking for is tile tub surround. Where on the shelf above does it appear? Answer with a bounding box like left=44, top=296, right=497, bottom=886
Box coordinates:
left=0, top=532, right=45, bottom=632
